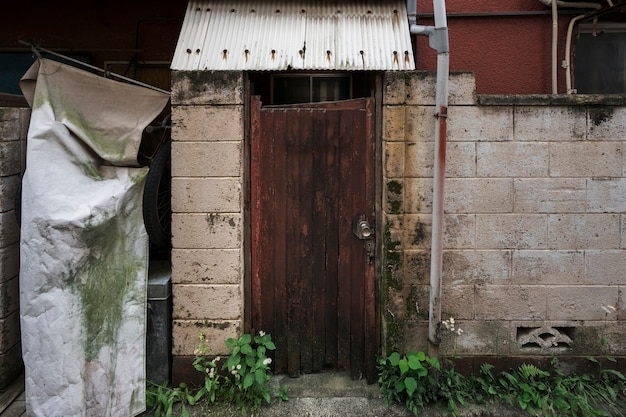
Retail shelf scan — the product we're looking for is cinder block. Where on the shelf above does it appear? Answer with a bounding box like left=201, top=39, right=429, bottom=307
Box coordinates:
left=172, top=248, right=241, bottom=285
left=171, top=105, right=244, bottom=142
left=0, top=212, right=19, bottom=249
left=0, top=176, right=19, bottom=213
left=384, top=178, right=404, bottom=214
left=588, top=107, right=626, bottom=141
left=476, top=214, right=547, bottom=250
left=438, top=320, right=513, bottom=356
left=443, top=214, right=474, bottom=249
left=405, top=141, right=476, bottom=178
left=0, top=244, right=19, bottom=283
left=0, top=342, right=22, bottom=391
left=474, top=285, right=547, bottom=320
left=514, top=178, right=586, bottom=213
left=514, top=106, right=586, bottom=141
left=545, top=286, right=618, bottom=321
left=172, top=213, right=241, bottom=249
left=401, top=71, right=476, bottom=106
left=401, top=320, right=429, bottom=354
left=447, top=106, right=513, bottom=142
left=173, top=284, right=241, bottom=320
left=0, top=108, right=22, bottom=142
left=171, top=71, right=243, bottom=105
left=587, top=178, right=626, bottom=213
left=172, top=319, right=241, bottom=356
left=0, top=275, right=19, bottom=319
left=382, top=106, right=406, bottom=141
left=512, top=250, right=584, bottom=285
left=0, top=142, right=21, bottom=177
left=441, top=285, right=474, bottom=320
left=382, top=71, right=411, bottom=105
left=383, top=214, right=404, bottom=251
left=171, top=178, right=241, bottom=213
left=383, top=141, right=405, bottom=178
left=403, top=214, right=432, bottom=249
left=549, top=142, right=622, bottom=178
left=403, top=250, right=430, bottom=285
left=404, top=214, right=475, bottom=250
left=477, top=142, right=549, bottom=177
left=403, top=178, right=432, bottom=214
left=446, top=142, right=476, bottom=178
left=585, top=250, right=626, bottom=286
left=547, top=214, right=620, bottom=250
left=443, top=250, right=510, bottom=284
left=172, top=141, right=242, bottom=177
left=0, top=311, right=20, bottom=351
left=445, top=178, right=514, bottom=214
left=405, top=106, right=436, bottom=143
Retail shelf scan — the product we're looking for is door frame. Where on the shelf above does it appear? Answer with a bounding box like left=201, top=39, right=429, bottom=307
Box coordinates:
left=242, top=72, right=383, bottom=380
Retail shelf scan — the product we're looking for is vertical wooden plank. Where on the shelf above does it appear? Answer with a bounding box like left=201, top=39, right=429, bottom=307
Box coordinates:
left=285, top=108, right=301, bottom=377
left=323, top=109, right=340, bottom=369
left=348, top=106, right=366, bottom=380
left=363, top=98, right=378, bottom=383
left=299, top=110, right=314, bottom=374
left=310, top=109, right=329, bottom=372
left=271, top=108, right=289, bottom=374
left=250, top=96, right=263, bottom=334
left=336, top=109, right=353, bottom=371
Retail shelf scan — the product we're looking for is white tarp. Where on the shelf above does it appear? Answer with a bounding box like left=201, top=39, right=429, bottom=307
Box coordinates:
left=19, top=58, right=169, bottom=417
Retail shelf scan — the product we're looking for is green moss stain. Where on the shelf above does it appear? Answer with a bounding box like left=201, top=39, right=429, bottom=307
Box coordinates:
left=382, top=219, right=405, bottom=353
left=386, top=180, right=403, bottom=214
left=78, top=162, right=104, bottom=180
left=387, top=180, right=402, bottom=195
left=67, top=195, right=144, bottom=362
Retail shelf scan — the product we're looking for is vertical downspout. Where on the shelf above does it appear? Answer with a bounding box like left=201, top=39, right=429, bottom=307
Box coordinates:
left=409, top=0, right=449, bottom=346
left=552, top=0, right=559, bottom=94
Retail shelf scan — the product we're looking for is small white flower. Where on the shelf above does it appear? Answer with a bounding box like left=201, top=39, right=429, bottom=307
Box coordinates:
left=236, top=364, right=242, bottom=370
left=214, top=356, right=221, bottom=362
left=263, top=358, right=272, bottom=365
left=602, top=304, right=617, bottom=315
left=259, top=330, right=266, bottom=337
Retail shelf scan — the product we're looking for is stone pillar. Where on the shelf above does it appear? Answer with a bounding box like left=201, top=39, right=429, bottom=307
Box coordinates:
left=170, top=71, right=245, bottom=380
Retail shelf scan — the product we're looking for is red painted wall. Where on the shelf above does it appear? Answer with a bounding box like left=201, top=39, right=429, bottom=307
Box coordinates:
left=415, top=0, right=597, bottom=94
left=1, top=0, right=611, bottom=95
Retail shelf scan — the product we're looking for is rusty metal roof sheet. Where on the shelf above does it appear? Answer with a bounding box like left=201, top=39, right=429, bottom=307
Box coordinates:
left=171, top=0, right=415, bottom=71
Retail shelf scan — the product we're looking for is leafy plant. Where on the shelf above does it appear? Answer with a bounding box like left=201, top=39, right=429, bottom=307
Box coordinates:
left=379, top=351, right=626, bottom=417
left=146, top=331, right=287, bottom=417
left=378, top=351, right=468, bottom=416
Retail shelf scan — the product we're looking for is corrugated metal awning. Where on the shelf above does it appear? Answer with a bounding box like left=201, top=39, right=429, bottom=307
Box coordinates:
left=171, top=0, right=415, bottom=71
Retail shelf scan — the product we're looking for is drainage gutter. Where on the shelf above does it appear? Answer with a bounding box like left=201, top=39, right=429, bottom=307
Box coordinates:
left=409, top=0, right=449, bottom=347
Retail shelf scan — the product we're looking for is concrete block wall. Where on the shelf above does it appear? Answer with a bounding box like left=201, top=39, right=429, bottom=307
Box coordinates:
left=0, top=106, right=28, bottom=389
left=382, top=71, right=626, bottom=359
left=170, top=71, right=245, bottom=365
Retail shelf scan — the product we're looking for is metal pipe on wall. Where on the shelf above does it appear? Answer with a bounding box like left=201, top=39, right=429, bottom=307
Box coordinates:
left=408, top=0, right=450, bottom=347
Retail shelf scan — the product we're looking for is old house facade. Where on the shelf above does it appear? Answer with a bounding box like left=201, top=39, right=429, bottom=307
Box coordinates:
left=1, top=0, right=626, bottom=388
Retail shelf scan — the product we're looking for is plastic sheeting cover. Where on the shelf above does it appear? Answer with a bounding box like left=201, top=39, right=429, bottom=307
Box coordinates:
left=18, top=58, right=169, bottom=417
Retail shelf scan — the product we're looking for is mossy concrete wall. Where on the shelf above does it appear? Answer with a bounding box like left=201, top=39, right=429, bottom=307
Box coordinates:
left=0, top=106, right=28, bottom=389
left=170, top=68, right=626, bottom=381
left=382, top=71, right=626, bottom=362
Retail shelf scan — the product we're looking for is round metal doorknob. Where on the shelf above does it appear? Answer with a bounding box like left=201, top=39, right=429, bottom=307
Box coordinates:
left=358, top=220, right=372, bottom=238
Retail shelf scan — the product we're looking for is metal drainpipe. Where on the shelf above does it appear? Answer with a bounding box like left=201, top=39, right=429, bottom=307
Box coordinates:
left=409, top=0, right=449, bottom=347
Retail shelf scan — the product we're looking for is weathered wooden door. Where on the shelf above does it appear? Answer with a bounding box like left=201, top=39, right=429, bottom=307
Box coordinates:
left=250, top=96, right=377, bottom=382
